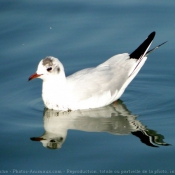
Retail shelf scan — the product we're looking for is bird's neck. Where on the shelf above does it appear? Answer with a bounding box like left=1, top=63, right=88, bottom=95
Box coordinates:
left=41, top=73, right=73, bottom=110
left=42, top=73, right=68, bottom=99
left=44, top=72, right=67, bottom=88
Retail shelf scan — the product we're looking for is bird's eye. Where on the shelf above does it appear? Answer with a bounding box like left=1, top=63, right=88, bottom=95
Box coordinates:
left=47, top=67, right=52, bottom=72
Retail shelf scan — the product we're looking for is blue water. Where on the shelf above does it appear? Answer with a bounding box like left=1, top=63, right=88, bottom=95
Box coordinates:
left=1, top=0, right=175, bottom=174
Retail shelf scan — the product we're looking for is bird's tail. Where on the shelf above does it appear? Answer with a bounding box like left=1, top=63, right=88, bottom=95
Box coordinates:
left=130, top=31, right=156, bottom=60
left=129, top=32, right=167, bottom=77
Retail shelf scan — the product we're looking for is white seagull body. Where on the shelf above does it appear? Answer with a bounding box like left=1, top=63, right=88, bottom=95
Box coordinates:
left=29, top=32, right=166, bottom=111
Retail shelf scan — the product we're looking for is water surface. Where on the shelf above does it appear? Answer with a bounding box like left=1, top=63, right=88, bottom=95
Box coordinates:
left=0, top=1, right=175, bottom=174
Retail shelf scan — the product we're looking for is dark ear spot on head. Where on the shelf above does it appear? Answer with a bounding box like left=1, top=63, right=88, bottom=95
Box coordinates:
left=57, top=67, right=60, bottom=73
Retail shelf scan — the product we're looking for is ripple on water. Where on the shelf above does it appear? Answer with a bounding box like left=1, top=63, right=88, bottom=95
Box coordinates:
left=121, top=73, right=175, bottom=124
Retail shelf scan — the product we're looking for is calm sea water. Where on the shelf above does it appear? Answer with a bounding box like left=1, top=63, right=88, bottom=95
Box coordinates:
left=1, top=0, right=175, bottom=174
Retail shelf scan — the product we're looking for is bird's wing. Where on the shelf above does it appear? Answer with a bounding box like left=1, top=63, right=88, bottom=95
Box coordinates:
left=67, top=31, right=163, bottom=105
left=67, top=53, right=137, bottom=102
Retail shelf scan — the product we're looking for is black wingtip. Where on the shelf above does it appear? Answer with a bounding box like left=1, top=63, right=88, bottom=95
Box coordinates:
left=130, top=31, right=156, bottom=59
left=148, top=31, right=156, bottom=38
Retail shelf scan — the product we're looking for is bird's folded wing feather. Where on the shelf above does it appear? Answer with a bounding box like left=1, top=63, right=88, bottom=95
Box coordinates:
left=67, top=53, right=137, bottom=101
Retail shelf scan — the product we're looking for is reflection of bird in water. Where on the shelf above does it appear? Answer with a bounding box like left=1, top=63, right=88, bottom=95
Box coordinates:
left=31, top=100, right=170, bottom=149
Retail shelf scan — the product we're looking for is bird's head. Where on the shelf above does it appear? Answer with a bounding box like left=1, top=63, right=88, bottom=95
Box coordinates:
left=28, top=56, right=64, bottom=81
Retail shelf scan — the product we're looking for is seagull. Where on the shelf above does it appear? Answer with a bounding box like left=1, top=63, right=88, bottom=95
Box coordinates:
left=28, top=32, right=166, bottom=111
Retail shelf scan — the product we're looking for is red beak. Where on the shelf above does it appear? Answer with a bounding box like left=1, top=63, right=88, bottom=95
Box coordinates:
left=28, top=73, right=42, bottom=81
